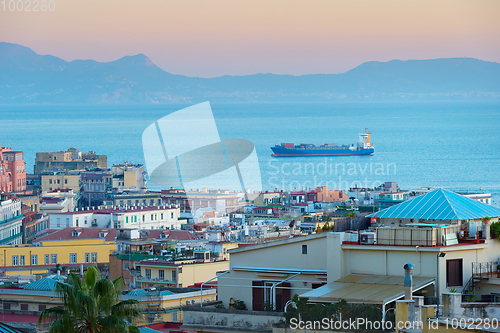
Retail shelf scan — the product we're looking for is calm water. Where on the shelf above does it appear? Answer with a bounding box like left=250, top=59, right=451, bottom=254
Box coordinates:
left=1, top=101, right=499, bottom=206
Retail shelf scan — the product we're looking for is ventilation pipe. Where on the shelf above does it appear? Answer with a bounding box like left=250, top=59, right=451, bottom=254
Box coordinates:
left=404, top=263, right=413, bottom=300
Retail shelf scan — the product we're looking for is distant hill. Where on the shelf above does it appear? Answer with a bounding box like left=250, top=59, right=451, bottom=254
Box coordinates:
left=1, top=42, right=499, bottom=104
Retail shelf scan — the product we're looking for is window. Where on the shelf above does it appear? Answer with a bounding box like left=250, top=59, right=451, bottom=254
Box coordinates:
left=57, top=179, right=60, bottom=184
left=70, top=253, right=77, bottom=263
left=172, top=270, right=177, bottom=281
left=31, top=255, right=38, bottom=265
left=159, top=270, right=164, bottom=280
left=76, top=219, right=79, bottom=227
left=91, top=253, right=97, bottom=263
left=172, top=312, right=177, bottom=322
left=45, top=254, right=50, bottom=265
left=446, top=259, right=463, bottom=287
left=302, top=244, right=308, bottom=254
left=21, top=304, right=28, bottom=311
left=39, top=305, right=46, bottom=312
left=51, top=254, right=57, bottom=264
left=124, top=262, right=130, bottom=270
left=126, top=216, right=129, bottom=223
left=161, top=213, right=164, bottom=219
left=150, top=199, right=155, bottom=206
left=65, top=179, right=68, bottom=184
left=49, top=179, right=52, bottom=184
left=178, top=267, right=182, bottom=274
left=66, top=218, right=70, bottom=227
left=85, top=253, right=90, bottom=263
left=171, top=212, right=174, bottom=219
left=12, top=255, right=19, bottom=266
left=20, top=255, right=25, bottom=266
left=3, top=303, right=10, bottom=310
left=57, top=218, right=60, bottom=227
left=145, top=269, right=151, bottom=279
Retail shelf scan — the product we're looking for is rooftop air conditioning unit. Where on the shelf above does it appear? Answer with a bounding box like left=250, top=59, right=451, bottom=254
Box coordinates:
left=360, top=233, right=375, bottom=245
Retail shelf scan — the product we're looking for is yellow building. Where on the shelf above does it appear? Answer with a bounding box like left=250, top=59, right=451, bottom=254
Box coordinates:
left=41, top=174, right=80, bottom=193
left=137, top=251, right=229, bottom=289
left=0, top=238, right=116, bottom=276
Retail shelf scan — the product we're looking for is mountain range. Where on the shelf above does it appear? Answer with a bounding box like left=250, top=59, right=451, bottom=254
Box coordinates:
left=1, top=42, right=499, bottom=104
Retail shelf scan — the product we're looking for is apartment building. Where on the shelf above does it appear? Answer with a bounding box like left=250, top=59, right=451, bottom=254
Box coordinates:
left=0, top=235, right=116, bottom=276
left=48, top=205, right=183, bottom=230
left=0, top=145, right=26, bottom=194
left=0, top=193, right=24, bottom=245
left=111, top=163, right=147, bottom=192
left=40, top=189, right=76, bottom=214
left=137, top=252, right=229, bottom=289
left=41, top=173, right=80, bottom=193
left=113, top=191, right=162, bottom=207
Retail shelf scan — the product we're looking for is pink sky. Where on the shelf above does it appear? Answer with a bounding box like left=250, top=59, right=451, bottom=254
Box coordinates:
left=1, top=0, right=499, bottom=77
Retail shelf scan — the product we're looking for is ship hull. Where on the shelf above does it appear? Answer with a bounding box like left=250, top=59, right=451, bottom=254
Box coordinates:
left=271, top=147, right=374, bottom=157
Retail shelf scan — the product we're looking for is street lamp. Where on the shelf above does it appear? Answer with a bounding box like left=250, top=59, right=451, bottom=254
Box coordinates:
left=436, top=252, right=446, bottom=319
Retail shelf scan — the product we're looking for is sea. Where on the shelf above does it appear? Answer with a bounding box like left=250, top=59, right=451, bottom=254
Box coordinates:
left=1, top=101, right=499, bottom=207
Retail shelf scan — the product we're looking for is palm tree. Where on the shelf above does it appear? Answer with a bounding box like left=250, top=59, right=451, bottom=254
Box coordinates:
left=39, top=266, right=143, bottom=333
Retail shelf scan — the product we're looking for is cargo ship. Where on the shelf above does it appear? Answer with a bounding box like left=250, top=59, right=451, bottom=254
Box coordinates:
left=271, top=129, right=374, bottom=157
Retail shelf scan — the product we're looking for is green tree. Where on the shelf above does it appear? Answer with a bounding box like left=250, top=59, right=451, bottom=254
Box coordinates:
left=39, top=266, right=143, bottom=333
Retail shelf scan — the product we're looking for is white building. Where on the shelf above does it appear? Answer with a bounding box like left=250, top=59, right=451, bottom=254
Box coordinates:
left=49, top=205, right=184, bottom=230
left=40, top=189, right=76, bottom=214
left=0, top=193, right=23, bottom=245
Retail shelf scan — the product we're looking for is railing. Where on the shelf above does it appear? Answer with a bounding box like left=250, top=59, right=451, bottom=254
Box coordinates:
left=472, top=262, right=498, bottom=278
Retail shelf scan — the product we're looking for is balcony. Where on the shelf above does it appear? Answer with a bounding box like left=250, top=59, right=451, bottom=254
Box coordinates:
left=341, top=225, right=487, bottom=248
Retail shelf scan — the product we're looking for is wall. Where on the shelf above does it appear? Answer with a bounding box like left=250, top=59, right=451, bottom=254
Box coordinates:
left=182, top=307, right=284, bottom=333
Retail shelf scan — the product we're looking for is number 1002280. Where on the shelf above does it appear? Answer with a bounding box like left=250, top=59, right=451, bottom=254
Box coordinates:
left=2, top=0, right=55, bottom=11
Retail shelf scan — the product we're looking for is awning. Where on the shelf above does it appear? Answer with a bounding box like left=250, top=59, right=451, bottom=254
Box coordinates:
left=300, top=274, right=435, bottom=304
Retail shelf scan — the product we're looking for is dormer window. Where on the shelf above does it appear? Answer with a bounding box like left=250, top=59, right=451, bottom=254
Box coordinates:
left=72, top=230, right=78, bottom=237
left=99, top=232, right=105, bottom=238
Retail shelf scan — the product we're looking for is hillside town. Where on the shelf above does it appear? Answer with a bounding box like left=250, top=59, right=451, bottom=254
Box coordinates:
left=0, top=145, right=499, bottom=333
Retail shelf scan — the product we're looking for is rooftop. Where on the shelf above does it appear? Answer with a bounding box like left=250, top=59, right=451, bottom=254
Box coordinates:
left=35, top=227, right=117, bottom=242
left=369, top=188, right=500, bottom=220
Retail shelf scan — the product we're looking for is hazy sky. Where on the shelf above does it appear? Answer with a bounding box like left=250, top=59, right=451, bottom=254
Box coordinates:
left=1, top=0, right=499, bottom=77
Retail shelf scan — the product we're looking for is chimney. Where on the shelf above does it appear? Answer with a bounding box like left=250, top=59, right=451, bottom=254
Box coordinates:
left=404, top=263, right=413, bottom=300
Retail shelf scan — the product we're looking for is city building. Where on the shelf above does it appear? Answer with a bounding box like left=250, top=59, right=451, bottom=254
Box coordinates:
left=80, top=171, right=112, bottom=207
left=0, top=193, right=24, bottom=245
left=0, top=145, right=26, bottom=194
left=17, top=194, right=41, bottom=214
left=111, top=163, right=147, bottom=192
left=22, top=214, right=49, bottom=244
left=136, top=251, right=229, bottom=289
left=0, top=236, right=116, bottom=276
left=374, top=191, right=408, bottom=210
left=40, top=173, right=80, bottom=193
left=314, top=186, right=348, bottom=202
left=161, top=188, right=244, bottom=217
left=33, top=148, right=107, bottom=174
left=48, top=205, right=183, bottom=230
left=40, top=189, right=76, bottom=214
left=25, top=173, right=41, bottom=194
left=462, top=192, right=492, bottom=205
left=113, top=191, right=162, bottom=207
